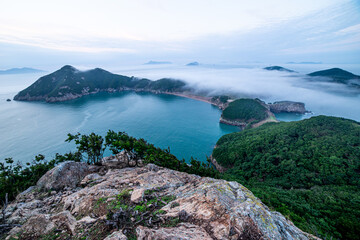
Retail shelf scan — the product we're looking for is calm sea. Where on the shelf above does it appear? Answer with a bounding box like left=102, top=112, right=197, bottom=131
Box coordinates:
left=1, top=63, right=359, bottom=164
left=0, top=73, right=239, bottom=163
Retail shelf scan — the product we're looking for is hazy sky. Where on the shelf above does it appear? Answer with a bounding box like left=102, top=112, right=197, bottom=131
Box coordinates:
left=0, top=0, right=359, bottom=68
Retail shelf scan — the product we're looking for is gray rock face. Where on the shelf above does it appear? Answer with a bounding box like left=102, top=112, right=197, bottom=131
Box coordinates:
left=130, top=188, right=145, bottom=203
left=136, top=223, right=212, bottom=239
left=101, top=151, right=145, bottom=169
left=37, top=161, right=90, bottom=191
left=103, top=230, right=128, bottom=240
left=269, top=101, right=308, bottom=114
left=5, top=163, right=319, bottom=240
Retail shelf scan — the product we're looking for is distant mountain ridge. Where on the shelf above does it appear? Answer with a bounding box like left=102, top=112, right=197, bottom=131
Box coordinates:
left=0, top=67, right=45, bottom=75
left=144, top=61, right=172, bottom=65
left=14, top=65, right=186, bottom=102
left=186, top=61, right=200, bottom=66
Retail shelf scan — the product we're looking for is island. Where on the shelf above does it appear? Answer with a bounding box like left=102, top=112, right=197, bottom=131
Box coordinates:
left=0, top=67, right=45, bottom=75
left=287, top=61, right=322, bottom=64
left=263, top=66, right=296, bottom=72
left=307, top=68, right=360, bottom=87
left=186, top=61, right=200, bottom=66
left=13, top=65, right=187, bottom=102
left=144, top=61, right=172, bottom=65
left=219, top=98, right=277, bottom=128
left=268, top=101, right=308, bottom=114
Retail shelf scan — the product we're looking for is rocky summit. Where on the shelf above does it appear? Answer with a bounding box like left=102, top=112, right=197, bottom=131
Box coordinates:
left=3, top=157, right=318, bottom=240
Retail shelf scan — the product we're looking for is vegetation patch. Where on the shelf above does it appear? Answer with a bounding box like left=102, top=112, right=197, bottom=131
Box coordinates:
left=214, top=116, right=360, bottom=239
left=221, top=98, right=268, bottom=122
left=104, top=188, right=180, bottom=238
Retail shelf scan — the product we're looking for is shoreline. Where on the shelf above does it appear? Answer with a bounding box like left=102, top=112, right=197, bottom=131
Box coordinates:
left=164, top=92, right=215, bottom=105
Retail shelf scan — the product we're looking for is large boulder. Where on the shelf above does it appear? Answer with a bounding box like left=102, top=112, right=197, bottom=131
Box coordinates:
left=37, top=161, right=90, bottom=191
left=7, top=214, right=55, bottom=239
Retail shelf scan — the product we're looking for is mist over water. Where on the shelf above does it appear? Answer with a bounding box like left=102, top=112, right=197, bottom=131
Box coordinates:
left=0, top=63, right=359, bottom=164
left=115, top=64, right=360, bottom=121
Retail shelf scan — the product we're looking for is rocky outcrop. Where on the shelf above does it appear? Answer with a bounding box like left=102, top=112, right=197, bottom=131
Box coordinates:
left=3, top=160, right=319, bottom=240
left=268, top=101, right=308, bottom=114
left=37, top=161, right=90, bottom=191
left=136, top=223, right=212, bottom=239
left=101, top=151, right=144, bottom=169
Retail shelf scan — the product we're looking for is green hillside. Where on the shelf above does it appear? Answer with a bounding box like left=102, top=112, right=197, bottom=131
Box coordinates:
left=221, top=98, right=268, bottom=122
left=308, top=68, right=360, bottom=84
left=14, top=65, right=186, bottom=101
left=213, top=116, right=360, bottom=239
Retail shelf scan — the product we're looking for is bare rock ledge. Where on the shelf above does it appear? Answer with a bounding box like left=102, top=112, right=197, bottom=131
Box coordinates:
left=4, top=161, right=319, bottom=240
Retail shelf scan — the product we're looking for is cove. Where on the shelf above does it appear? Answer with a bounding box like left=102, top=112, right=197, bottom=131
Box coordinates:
left=0, top=91, right=239, bottom=163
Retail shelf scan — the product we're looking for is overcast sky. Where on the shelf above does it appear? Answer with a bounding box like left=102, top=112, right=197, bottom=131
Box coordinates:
left=0, top=0, right=359, bottom=69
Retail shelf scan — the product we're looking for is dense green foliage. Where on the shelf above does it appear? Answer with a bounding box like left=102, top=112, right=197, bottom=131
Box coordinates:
left=308, top=68, right=360, bottom=85
left=14, top=65, right=186, bottom=100
left=1, top=131, right=218, bottom=206
left=221, top=98, right=268, bottom=122
left=2, top=115, right=360, bottom=239
left=66, top=132, right=105, bottom=165
left=213, top=116, right=360, bottom=239
left=0, top=152, right=80, bottom=202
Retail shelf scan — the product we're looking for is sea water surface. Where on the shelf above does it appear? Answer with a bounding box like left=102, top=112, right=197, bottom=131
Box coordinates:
left=0, top=73, right=239, bottom=163
left=1, top=63, right=360, bottom=164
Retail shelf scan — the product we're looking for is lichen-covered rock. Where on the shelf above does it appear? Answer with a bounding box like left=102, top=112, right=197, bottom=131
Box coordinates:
left=130, top=188, right=145, bottom=203
left=103, top=230, right=128, bottom=240
left=136, top=223, right=212, bottom=239
left=37, top=161, right=90, bottom=191
left=4, top=164, right=319, bottom=240
left=11, top=214, right=55, bottom=239
left=50, top=211, right=77, bottom=235
left=101, top=151, right=144, bottom=169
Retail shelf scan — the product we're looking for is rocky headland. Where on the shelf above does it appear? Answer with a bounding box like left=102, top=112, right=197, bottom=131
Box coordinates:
left=268, top=101, right=309, bottom=114
left=2, top=154, right=318, bottom=240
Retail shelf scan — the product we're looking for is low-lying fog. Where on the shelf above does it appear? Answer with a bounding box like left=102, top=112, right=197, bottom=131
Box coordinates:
left=114, top=64, right=360, bottom=122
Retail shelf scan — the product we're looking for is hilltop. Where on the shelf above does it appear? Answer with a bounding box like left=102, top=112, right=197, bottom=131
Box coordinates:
left=2, top=160, right=317, bottom=240
left=186, top=61, right=200, bottom=66
left=219, top=98, right=277, bottom=128
left=212, top=116, right=360, bottom=239
left=13, top=65, right=186, bottom=102
left=263, top=66, right=295, bottom=72
left=308, top=68, right=360, bottom=86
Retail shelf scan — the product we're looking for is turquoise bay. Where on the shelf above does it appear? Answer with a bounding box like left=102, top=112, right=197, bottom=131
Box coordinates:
left=0, top=87, right=239, bottom=163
